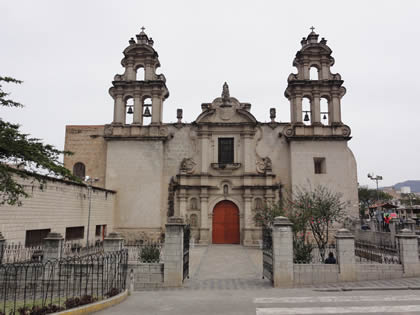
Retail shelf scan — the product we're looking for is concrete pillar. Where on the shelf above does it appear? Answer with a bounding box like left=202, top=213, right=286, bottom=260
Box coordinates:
left=335, top=228, right=356, bottom=282
left=0, top=232, right=5, bottom=264
left=294, top=96, right=302, bottom=124
left=397, top=228, right=420, bottom=276
left=103, top=232, right=124, bottom=253
left=199, top=192, right=209, bottom=244
left=164, top=217, right=185, bottom=287
left=272, top=216, right=294, bottom=287
left=133, top=94, right=143, bottom=124
left=151, top=96, right=162, bottom=124
left=312, top=93, right=321, bottom=125
left=113, top=94, right=125, bottom=124
left=43, top=232, right=64, bottom=262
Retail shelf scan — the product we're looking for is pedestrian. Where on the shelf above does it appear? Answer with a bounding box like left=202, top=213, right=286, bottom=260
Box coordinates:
left=325, top=252, right=336, bottom=264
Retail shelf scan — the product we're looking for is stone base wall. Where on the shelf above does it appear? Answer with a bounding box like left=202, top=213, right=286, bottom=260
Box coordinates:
left=129, top=263, right=164, bottom=290
left=294, top=264, right=339, bottom=285
left=356, top=264, right=403, bottom=281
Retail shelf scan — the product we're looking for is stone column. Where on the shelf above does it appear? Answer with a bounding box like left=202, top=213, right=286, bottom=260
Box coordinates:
left=151, top=94, right=162, bottom=124
left=133, top=94, right=143, bottom=124
left=272, top=216, right=294, bottom=287
left=311, top=93, right=321, bottom=125
left=0, top=232, right=5, bottom=264
left=243, top=194, right=253, bottom=246
left=164, top=217, right=185, bottom=287
left=397, top=228, right=420, bottom=276
left=103, top=232, right=124, bottom=253
left=331, top=93, right=341, bottom=125
left=126, top=62, right=135, bottom=81
left=43, top=232, right=64, bottom=262
left=199, top=191, right=209, bottom=244
left=178, top=189, right=187, bottom=220
left=335, top=228, right=356, bottom=282
left=145, top=63, right=154, bottom=81
left=113, top=94, right=125, bottom=124
left=294, top=95, right=303, bottom=124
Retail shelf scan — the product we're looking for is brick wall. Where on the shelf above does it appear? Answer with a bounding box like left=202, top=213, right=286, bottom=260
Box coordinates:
left=0, top=177, right=115, bottom=243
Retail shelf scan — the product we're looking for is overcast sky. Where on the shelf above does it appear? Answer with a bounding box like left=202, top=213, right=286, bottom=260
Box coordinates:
left=1, top=0, right=419, bottom=188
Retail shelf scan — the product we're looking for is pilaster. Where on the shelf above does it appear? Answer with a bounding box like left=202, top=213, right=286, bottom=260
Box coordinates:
left=43, top=232, right=64, bottom=262
left=272, top=216, right=294, bottom=287
left=335, top=228, right=356, bottom=282
left=397, top=229, right=420, bottom=276
left=164, top=217, right=185, bottom=287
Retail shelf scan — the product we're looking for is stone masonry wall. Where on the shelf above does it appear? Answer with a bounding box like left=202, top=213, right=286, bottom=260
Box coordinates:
left=129, top=263, right=164, bottom=290
left=0, top=177, right=115, bottom=243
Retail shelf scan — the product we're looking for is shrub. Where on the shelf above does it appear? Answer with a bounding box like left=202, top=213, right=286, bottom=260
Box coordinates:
left=138, top=244, right=160, bottom=263
left=105, top=288, right=120, bottom=297
left=17, top=304, right=64, bottom=315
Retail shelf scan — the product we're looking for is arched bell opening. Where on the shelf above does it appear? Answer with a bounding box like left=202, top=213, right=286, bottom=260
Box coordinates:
left=320, top=97, right=329, bottom=125
left=136, top=66, right=145, bottom=81
left=309, top=66, right=319, bottom=80
left=302, top=97, right=312, bottom=125
left=125, top=97, right=134, bottom=124
left=142, top=97, right=152, bottom=125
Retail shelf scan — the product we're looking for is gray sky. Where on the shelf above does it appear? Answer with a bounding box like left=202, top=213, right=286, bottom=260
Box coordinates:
left=1, top=0, right=419, bottom=188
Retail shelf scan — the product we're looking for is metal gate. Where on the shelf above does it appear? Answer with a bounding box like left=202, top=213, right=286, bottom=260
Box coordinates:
left=183, top=224, right=190, bottom=281
left=262, top=226, right=273, bottom=283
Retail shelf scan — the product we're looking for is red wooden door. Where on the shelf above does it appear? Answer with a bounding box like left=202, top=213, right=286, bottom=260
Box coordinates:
left=212, top=201, right=240, bottom=244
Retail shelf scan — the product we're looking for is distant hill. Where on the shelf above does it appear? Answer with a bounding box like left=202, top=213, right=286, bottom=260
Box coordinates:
left=393, top=180, right=420, bottom=193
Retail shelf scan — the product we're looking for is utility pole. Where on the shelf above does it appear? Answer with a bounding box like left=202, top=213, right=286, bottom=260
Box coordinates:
left=368, top=173, right=383, bottom=202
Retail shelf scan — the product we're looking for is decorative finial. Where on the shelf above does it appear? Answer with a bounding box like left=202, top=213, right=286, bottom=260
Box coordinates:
left=141, top=26, right=146, bottom=32
left=310, top=26, right=315, bottom=32
left=222, top=82, right=230, bottom=100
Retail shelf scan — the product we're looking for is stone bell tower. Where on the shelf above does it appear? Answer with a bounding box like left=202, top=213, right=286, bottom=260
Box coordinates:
left=285, top=28, right=346, bottom=126
left=109, top=27, right=169, bottom=125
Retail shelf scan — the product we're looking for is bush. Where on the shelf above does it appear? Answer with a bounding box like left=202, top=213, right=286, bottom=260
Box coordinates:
left=64, top=295, right=97, bottom=310
left=105, top=288, right=120, bottom=298
left=17, top=304, right=65, bottom=315
left=138, top=244, right=160, bottom=263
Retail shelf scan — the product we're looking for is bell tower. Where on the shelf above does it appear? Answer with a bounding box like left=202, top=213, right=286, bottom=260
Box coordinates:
left=285, top=28, right=346, bottom=126
left=109, top=27, right=169, bottom=125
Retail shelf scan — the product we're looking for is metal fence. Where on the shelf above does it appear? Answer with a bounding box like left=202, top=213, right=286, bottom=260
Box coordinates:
left=0, top=249, right=128, bottom=315
left=262, top=227, right=273, bottom=282
left=183, top=225, right=190, bottom=281
left=355, top=240, right=400, bottom=264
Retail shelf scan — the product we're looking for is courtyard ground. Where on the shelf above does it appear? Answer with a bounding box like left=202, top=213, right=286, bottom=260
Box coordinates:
left=98, top=245, right=420, bottom=314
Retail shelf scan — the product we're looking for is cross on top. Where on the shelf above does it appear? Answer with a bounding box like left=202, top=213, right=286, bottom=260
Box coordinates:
left=310, top=26, right=315, bottom=32
left=141, top=26, right=146, bottom=32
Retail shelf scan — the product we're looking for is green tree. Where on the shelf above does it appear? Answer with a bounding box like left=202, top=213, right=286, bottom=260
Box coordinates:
left=358, top=187, right=393, bottom=218
left=0, top=76, right=77, bottom=206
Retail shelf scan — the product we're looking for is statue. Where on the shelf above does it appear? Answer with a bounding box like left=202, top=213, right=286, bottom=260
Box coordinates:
left=222, top=82, right=230, bottom=100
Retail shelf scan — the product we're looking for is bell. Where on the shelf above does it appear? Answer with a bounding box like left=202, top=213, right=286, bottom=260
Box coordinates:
left=323, top=114, right=327, bottom=120
left=127, top=106, right=134, bottom=114
left=304, top=112, right=310, bottom=122
left=143, top=105, right=151, bottom=117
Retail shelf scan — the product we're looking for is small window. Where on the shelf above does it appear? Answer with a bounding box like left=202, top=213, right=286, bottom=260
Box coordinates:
left=218, top=138, right=234, bottom=164
left=65, top=226, right=85, bottom=241
left=190, top=198, right=197, bottom=210
left=314, top=158, right=326, bottom=174
left=95, top=225, right=101, bottom=236
left=73, top=162, right=86, bottom=179
left=25, top=229, right=51, bottom=247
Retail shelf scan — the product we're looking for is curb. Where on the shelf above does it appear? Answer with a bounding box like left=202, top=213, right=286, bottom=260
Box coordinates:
left=54, top=290, right=128, bottom=315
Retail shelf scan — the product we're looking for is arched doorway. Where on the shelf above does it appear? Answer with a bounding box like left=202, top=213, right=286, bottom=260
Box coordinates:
left=212, top=200, right=240, bottom=244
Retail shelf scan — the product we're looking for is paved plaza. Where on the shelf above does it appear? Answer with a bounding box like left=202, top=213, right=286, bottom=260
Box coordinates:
left=99, top=245, right=420, bottom=314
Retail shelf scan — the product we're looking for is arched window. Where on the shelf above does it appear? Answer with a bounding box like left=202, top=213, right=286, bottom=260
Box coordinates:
left=190, top=198, right=197, bottom=210
left=125, top=97, right=134, bottom=124
left=320, top=98, right=329, bottom=125
left=309, top=66, right=319, bottom=80
left=136, top=67, right=145, bottom=81
left=223, top=184, right=229, bottom=195
left=190, top=214, right=198, bottom=227
left=73, top=162, right=86, bottom=179
left=302, top=97, right=311, bottom=125
left=142, top=97, right=152, bottom=125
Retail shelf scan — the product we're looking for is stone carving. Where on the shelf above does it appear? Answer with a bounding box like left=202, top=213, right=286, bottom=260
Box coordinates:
left=341, top=125, right=351, bottom=136
left=256, top=157, right=272, bottom=173
left=104, top=125, right=113, bottom=136
left=270, top=108, right=276, bottom=122
left=283, top=126, right=294, bottom=137
left=222, top=82, right=230, bottom=100
left=180, top=158, right=196, bottom=174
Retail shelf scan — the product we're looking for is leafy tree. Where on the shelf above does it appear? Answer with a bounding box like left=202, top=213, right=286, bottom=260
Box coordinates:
left=358, top=187, right=393, bottom=218
left=0, top=76, right=77, bottom=206
left=400, top=193, right=420, bottom=206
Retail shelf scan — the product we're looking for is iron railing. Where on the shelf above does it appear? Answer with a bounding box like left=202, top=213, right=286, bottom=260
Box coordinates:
left=262, top=226, right=273, bottom=282
left=355, top=240, right=400, bottom=264
left=183, top=225, right=190, bottom=281
left=0, top=249, right=128, bottom=315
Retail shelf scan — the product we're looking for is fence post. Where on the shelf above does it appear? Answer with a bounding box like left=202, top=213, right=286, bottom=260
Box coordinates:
left=335, top=228, right=356, bottom=282
left=397, top=228, right=420, bottom=276
left=104, top=232, right=124, bottom=253
left=164, top=216, right=185, bottom=287
left=272, top=216, right=294, bottom=287
left=43, top=232, right=64, bottom=262
left=0, top=232, right=5, bottom=264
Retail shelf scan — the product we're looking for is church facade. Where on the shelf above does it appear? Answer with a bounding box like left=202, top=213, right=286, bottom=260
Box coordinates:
left=64, top=29, right=358, bottom=245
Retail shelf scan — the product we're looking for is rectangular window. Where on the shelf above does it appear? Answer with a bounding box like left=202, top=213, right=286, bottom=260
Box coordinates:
left=65, top=226, right=85, bottom=241
left=25, top=229, right=51, bottom=247
left=218, top=138, right=234, bottom=164
left=95, top=225, right=101, bottom=236
left=314, top=157, right=326, bottom=174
